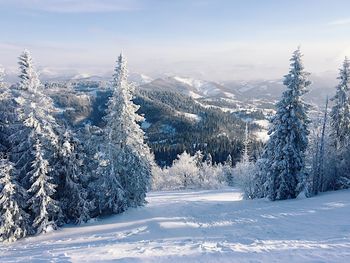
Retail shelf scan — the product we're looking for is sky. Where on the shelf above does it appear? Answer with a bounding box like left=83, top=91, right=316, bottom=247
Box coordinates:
left=1, top=0, right=350, bottom=81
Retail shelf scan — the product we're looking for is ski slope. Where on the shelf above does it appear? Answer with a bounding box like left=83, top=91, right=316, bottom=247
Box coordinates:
left=1, top=188, right=350, bottom=262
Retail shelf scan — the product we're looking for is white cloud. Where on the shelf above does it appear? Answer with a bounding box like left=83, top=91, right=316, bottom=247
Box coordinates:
left=0, top=0, right=141, bottom=13
left=328, top=18, right=350, bottom=26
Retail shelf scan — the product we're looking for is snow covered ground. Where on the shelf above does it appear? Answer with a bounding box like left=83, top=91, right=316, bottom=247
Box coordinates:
left=1, top=188, right=350, bottom=262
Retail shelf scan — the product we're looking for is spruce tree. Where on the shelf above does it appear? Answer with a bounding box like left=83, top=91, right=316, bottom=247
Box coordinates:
left=0, top=159, right=30, bottom=242
left=260, top=48, right=310, bottom=200
left=28, top=140, right=61, bottom=233
left=59, top=134, right=93, bottom=223
left=104, top=53, right=154, bottom=207
left=329, top=58, right=350, bottom=189
left=18, top=50, right=40, bottom=92
left=330, top=57, right=350, bottom=149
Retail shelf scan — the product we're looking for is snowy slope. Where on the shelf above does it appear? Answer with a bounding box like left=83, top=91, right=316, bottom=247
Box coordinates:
left=1, top=189, right=350, bottom=262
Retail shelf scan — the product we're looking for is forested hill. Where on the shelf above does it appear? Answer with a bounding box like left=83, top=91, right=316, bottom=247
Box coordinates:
left=46, top=81, right=265, bottom=167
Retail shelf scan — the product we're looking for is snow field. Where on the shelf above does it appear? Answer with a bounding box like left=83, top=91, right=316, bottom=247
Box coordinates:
left=1, top=188, right=350, bottom=262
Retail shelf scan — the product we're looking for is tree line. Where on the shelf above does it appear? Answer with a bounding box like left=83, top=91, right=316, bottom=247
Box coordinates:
left=0, top=51, right=153, bottom=242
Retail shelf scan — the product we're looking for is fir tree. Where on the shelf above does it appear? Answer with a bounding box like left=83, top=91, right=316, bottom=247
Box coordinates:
left=18, top=50, right=40, bottom=92
left=259, top=48, right=310, bottom=200
left=104, top=53, right=154, bottom=207
left=242, top=122, right=250, bottom=163
left=28, top=140, right=61, bottom=234
left=330, top=57, right=350, bottom=149
left=59, top=134, right=93, bottom=223
left=0, top=159, right=30, bottom=242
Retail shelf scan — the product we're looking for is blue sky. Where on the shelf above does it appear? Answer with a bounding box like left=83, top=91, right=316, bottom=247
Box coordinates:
left=1, top=0, right=350, bottom=80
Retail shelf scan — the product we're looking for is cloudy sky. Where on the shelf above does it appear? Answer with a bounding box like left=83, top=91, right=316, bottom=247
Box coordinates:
left=1, top=0, right=350, bottom=80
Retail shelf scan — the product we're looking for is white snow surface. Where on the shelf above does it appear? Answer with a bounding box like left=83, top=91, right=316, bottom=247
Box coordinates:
left=1, top=188, right=350, bottom=262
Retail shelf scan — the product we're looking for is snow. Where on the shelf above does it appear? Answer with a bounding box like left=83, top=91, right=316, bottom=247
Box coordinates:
left=253, top=119, right=269, bottom=129
left=141, top=120, right=151, bottom=129
left=175, top=110, right=201, bottom=122
left=254, top=130, right=269, bottom=142
left=252, top=119, right=270, bottom=142
left=1, top=188, right=350, bottom=262
left=172, top=76, right=222, bottom=98
left=173, top=76, right=205, bottom=88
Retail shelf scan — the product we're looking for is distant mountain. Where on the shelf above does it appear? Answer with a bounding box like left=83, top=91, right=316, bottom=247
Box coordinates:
left=140, top=76, right=240, bottom=100
left=139, top=73, right=338, bottom=108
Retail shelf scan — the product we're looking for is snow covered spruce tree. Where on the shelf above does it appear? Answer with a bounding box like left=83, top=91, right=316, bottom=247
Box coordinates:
left=57, top=132, right=93, bottom=224
left=28, top=139, right=62, bottom=234
left=255, top=48, right=310, bottom=200
left=10, top=50, right=59, bottom=185
left=330, top=57, right=350, bottom=150
left=9, top=50, right=63, bottom=233
left=329, top=57, right=350, bottom=189
left=0, top=159, right=30, bottom=242
left=101, top=53, right=154, bottom=209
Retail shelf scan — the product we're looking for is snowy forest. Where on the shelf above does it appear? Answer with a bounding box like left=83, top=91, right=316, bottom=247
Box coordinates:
left=1, top=47, right=350, bottom=245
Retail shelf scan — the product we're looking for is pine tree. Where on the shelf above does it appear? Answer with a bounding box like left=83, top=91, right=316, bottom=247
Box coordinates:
left=28, top=140, right=61, bottom=234
left=18, top=50, right=40, bottom=92
left=242, top=122, right=250, bottom=163
left=0, top=159, right=30, bottom=242
left=104, top=53, right=154, bottom=207
left=259, top=48, right=310, bottom=200
left=223, top=154, right=234, bottom=186
left=59, top=134, right=93, bottom=223
left=330, top=57, right=350, bottom=149
left=10, top=50, right=59, bottom=187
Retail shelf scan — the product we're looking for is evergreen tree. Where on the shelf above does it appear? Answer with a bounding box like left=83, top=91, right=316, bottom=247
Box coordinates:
left=10, top=50, right=59, bottom=187
left=258, top=48, right=310, bottom=200
left=242, top=122, right=250, bottom=163
left=0, top=159, right=30, bottom=242
left=328, top=58, right=350, bottom=189
left=223, top=154, right=234, bottom=186
left=18, top=50, right=40, bottom=92
left=28, top=140, right=61, bottom=234
left=104, top=53, right=154, bottom=207
left=330, top=57, right=350, bottom=149
left=59, top=133, right=93, bottom=224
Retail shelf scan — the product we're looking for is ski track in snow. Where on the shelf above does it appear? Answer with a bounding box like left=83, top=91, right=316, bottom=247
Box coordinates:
left=1, top=188, right=350, bottom=262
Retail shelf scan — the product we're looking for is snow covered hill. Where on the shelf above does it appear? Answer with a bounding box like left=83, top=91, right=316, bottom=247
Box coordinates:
left=1, top=188, right=349, bottom=262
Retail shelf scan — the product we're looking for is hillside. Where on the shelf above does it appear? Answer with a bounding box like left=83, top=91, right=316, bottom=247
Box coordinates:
left=1, top=188, right=349, bottom=262
left=46, top=81, right=266, bottom=166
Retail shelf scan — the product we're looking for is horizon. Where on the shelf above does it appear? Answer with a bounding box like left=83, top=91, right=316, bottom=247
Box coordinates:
left=1, top=0, right=350, bottom=81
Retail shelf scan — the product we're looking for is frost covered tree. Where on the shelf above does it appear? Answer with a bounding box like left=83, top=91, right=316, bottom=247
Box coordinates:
left=257, top=48, right=310, bottom=200
left=58, top=133, right=93, bottom=224
left=330, top=57, right=350, bottom=149
left=233, top=123, right=257, bottom=198
left=152, top=151, right=226, bottom=190
left=329, top=57, right=350, bottom=189
left=93, top=149, right=126, bottom=214
left=103, top=53, right=154, bottom=207
left=0, top=159, right=30, bottom=242
left=10, top=50, right=59, bottom=187
left=18, top=50, right=40, bottom=92
left=308, top=98, right=329, bottom=196
left=28, top=140, right=62, bottom=234
left=223, top=154, right=234, bottom=186
left=241, top=122, right=250, bottom=163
